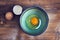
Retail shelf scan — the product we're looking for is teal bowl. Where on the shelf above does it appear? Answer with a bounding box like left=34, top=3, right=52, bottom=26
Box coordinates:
left=20, top=6, right=49, bottom=36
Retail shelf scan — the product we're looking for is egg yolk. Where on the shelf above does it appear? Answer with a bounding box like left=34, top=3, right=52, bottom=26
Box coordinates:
left=31, top=17, right=39, bottom=26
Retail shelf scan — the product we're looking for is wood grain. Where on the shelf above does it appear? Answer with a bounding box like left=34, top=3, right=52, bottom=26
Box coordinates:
left=0, top=0, right=60, bottom=40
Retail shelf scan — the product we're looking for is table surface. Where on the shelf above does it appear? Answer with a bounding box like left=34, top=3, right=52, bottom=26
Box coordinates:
left=0, top=0, right=60, bottom=40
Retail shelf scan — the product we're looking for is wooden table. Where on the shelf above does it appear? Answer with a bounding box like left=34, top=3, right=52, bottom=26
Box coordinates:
left=0, top=0, right=60, bottom=40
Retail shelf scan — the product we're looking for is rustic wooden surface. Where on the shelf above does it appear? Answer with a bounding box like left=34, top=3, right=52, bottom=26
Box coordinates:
left=0, top=0, right=60, bottom=40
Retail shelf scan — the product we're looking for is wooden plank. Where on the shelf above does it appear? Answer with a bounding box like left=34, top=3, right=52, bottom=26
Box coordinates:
left=0, top=0, right=60, bottom=40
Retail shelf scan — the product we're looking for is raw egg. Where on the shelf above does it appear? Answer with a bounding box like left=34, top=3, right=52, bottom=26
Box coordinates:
left=31, top=17, right=39, bottom=26
left=25, top=15, right=40, bottom=29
